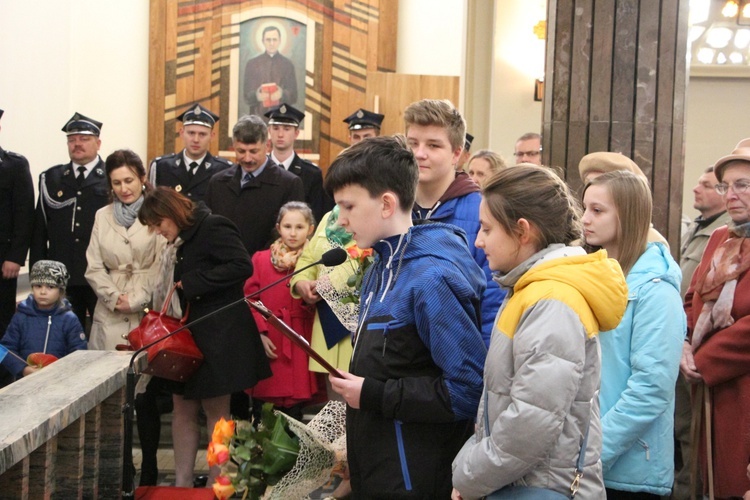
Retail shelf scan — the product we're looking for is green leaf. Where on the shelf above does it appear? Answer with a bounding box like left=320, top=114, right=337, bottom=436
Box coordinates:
left=234, top=445, right=252, bottom=461
left=261, top=415, right=300, bottom=475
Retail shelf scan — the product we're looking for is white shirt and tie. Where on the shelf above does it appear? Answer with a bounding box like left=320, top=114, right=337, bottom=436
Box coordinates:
left=182, top=152, right=206, bottom=178
left=73, top=158, right=100, bottom=185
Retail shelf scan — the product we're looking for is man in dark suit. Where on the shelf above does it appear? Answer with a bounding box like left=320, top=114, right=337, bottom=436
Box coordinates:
left=30, top=112, right=109, bottom=334
left=204, top=114, right=303, bottom=420
left=0, top=109, right=34, bottom=389
left=205, top=115, right=304, bottom=258
left=148, top=103, right=232, bottom=202
left=264, top=103, right=332, bottom=223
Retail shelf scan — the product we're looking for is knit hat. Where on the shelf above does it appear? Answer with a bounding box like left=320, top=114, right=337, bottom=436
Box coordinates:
left=30, top=260, right=70, bottom=289
left=578, top=152, right=647, bottom=182
left=713, top=138, right=750, bottom=182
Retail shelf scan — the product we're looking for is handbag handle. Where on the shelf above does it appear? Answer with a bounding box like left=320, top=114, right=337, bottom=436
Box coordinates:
left=161, top=282, right=190, bottom=325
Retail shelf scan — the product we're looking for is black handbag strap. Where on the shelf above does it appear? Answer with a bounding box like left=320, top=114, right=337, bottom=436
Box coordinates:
left=482, top=387, right=589, bottom=498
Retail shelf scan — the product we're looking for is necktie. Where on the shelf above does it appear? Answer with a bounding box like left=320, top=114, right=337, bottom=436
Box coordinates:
left=188, top=161, right=199, bottom=178
left=241, top=172, right=252, bottom=188
left=76, top=166, right=86, bottom=186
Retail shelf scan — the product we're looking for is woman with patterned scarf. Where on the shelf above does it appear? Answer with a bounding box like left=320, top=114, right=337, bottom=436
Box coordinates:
left=85, top=149, right=164, bottom=351
left=682, top=138, right=750, bottom=498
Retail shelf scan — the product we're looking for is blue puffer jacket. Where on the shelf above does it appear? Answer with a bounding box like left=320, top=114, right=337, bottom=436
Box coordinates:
left=1, top=295, right=87, bottom=376
left=412, top=172, right=505, bottom=345
left=599, top=243, right=685, bottom=495
left=349, top=222, right=487, bottom=498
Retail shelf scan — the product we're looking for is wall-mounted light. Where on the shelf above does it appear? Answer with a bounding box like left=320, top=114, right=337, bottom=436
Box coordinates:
left=534, top=78, right=544, bottom=101
left=723, top=0, right=750, bottom=25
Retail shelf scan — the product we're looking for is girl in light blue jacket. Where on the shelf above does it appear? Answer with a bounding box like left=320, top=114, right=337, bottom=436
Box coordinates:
left=582, top=170, right=685, bottom=498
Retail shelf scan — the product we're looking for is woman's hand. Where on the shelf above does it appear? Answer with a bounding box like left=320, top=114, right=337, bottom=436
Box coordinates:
left=329, top=371, right=364, bottom=409
left=260, top=334, right=277, bottom=359
left=451, top=488, right=464, bottom=500
left=294, top=280, right=321, bottom=304
left=115, top=293, right=131, bottom=313
left=680, top=341, right=703, bottom=384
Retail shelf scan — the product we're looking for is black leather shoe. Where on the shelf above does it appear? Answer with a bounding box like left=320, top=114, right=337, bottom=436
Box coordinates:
left=193, top=475, right=208, bottom=488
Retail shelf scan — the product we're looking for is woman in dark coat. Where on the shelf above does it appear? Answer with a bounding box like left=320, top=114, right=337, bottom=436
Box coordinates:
left=139, top=186, right=271, bottom=487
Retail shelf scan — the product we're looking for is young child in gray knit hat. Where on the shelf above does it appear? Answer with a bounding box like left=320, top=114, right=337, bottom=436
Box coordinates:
left=0, top=260, right=86, bottom=378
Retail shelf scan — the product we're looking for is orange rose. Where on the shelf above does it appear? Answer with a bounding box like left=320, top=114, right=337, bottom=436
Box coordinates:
left=361, top=248, right=373, bottom=259
left=211, top=417, right=235, bottom=445
left=347, top=246, right=361, bottom=260
left=212, top=475, right=235, bottom=500
left=207, top=441, right=230, bottom=467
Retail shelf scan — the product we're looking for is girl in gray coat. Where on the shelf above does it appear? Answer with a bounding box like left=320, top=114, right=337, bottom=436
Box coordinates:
left=452, top=166, right=628, bottom=499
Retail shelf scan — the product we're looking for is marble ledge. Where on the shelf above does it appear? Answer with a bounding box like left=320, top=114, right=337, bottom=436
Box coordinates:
left=0, top=350, right=143, bottom=474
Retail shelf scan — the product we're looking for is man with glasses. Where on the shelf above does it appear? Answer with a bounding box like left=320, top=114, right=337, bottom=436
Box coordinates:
left=513, top=132, right=542, bottom=165
left=30, top=112, right=109, bottom=335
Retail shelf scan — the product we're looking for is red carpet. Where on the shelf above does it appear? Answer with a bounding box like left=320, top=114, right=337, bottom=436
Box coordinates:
left=136, top=486, right=215, bottom=499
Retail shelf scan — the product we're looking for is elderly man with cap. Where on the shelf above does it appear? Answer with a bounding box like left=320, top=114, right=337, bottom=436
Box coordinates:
left=0, top=109, right=35, bottom=387
left=30, top=112, right=109, bottom=334
left=149, top=103, right=232, bottom=202
left=681, top=138, right=750, bottom=498
left=265, top=103, right=332, bottom=223
left=578, top=151, right=669, bottom=247
left=344, top=108, right=384, bottom=145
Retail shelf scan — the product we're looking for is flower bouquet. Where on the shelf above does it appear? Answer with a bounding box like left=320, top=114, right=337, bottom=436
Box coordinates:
left=340, top=245, right=374, bottom=306
left=210, top=401, right=347, bottom=500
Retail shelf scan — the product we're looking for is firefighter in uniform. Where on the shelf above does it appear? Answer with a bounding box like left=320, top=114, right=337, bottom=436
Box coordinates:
left=343, top=108, right=384, bottom=145
left=148, top=103, right=232, bottom=202
left=0, top=108, right=35, bottom=388
left=30, top=112, right=109, bottom=335
left=264, top=103, right=332, bottom=223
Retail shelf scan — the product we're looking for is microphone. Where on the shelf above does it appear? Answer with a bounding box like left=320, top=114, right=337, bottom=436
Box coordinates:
left=121, top=245, right=347, bottom=498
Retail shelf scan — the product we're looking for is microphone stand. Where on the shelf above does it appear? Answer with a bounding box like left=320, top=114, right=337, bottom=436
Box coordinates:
left=121, top=250, right=345, bottom=498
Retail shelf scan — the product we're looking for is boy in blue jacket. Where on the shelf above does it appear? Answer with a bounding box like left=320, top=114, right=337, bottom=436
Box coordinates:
left=404, top=99, right=503, bottom=345
left=327, top=135, right=486, bottom=499
left=1, top=260, right=86, bottom=378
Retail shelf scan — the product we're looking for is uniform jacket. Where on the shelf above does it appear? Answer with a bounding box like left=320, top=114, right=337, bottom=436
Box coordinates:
left=679, top=212, right=730, bottom=297
left=204, top=162, right=304, bottom=257
left=244, top=249, right=316, bottom=404
left=85, top=204, right=165, bottom=350
left=348, top=223, right=486, bottom=499
left=0, top=147, right=34, bottom=265
left=453, top=246, right=627, bottom=500
left=412, top=171, right=505, bottom=345
left=30, top=158, right=110, bottom=286
left=174, top=205, right=271, bottom=399
left=1, top=296, right=86, bottom=376
left=686, top=226, right=750, bottom=496
left=599, top=243, right=685, bottom=495
left=148, top=151, right=232, bottom=202
left=286, top=153, right=334, bottom=224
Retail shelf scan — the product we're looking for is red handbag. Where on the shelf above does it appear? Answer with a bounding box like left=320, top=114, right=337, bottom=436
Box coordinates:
left=127, top=284, right=203, bottom=382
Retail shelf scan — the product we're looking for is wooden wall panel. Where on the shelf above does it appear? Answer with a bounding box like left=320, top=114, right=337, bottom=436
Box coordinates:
left=147, top=0, right=398, bottom=170
left=543, top=0, right=689, bottom=252
left=365, top=73, right=459, bottom=141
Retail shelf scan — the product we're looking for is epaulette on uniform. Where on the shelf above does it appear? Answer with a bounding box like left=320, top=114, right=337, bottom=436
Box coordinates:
left=213, top=156, right=233, bottom=167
